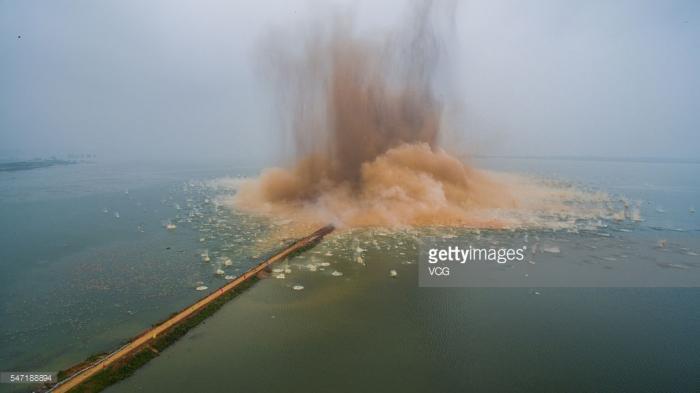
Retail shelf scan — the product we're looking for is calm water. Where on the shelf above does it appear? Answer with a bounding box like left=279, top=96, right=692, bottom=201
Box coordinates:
left=1, top=158, right=699, bottom=392
left=0, top=161, right=268, bottom=392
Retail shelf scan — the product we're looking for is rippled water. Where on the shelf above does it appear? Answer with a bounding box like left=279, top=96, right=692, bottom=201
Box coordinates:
left=112, top=158, right=698, bottom=393
left=1, top=158, right=698, bottom=393
left=107, top=229, right=700, bottom=393
left=0, top=162, right=272, bottom=380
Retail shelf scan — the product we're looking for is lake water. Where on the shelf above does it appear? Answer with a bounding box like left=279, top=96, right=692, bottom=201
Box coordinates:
left=0, top=161, right=268, bottom=392
left=1, top=158, right=698, bottom=392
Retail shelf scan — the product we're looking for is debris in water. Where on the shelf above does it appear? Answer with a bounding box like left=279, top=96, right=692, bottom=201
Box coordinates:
left=356, top=255, right=365, bottom=265
left=658, top=239, right=668, bottom=248
left=657, top=262, right=689, bottom=270
left=542, top=245, right=560, bottom=254
left=292, top=285, right=304, bottom=290
left=215, top=269, right=225, bottom=276
left=114, top=212, right=120, bottom=219
left=389, top=269, right=398, bottom=278
left=225, top=275, right=236, bottom=280
left=195, top=285, right=208, bottom=291
left=276, top=273, right=286, bottom=279
left=331, top=270, right=343, bottom=277
left=165, top=223, right=177, bottom=230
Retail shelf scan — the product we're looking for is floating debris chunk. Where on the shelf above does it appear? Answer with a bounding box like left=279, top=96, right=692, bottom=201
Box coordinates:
left=195, top=286, right=208, bottom=291
left=224, top=275, right=236, bottom=280
left=319, top=262, right=330, bottom=267
left=165, top=223, right=177, bottom=230
left=657, top=262, right=689, bottom=270
left=221, top=257, right=233, bottom=266
left=356, top=255, right=365, bottom=265
left=542, top=245, right=560, bottom=254
left=276, top=273, right=286, bottom=279
left=389, top=269, right=398, bottom=278
left=114, top=212, right=120, bottom=219
left=292, top=285, right=304, bottom=291
left=215, top=269, right=225, bottom=276
left=331, top=270, right=343, bottom=277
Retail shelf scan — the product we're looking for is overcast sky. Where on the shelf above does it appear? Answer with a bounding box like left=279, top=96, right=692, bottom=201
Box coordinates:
left=1, top=0, right=699, bottom=163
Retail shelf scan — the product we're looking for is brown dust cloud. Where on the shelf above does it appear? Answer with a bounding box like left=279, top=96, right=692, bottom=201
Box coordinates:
left=223, top=2, right=632, bottom=232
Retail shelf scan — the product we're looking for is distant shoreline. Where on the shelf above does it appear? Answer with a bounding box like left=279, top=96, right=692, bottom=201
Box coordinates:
left=0, top=159, right=77, bottom=172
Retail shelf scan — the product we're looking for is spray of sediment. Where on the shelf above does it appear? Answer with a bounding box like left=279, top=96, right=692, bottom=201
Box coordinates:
left=230, top=2, right=621, bottom=230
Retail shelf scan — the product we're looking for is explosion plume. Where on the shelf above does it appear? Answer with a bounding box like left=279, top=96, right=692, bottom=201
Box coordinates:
left=228, top=2, right=620, bottom=230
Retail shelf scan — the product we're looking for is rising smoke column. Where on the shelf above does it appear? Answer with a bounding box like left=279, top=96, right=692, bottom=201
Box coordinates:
left=234, top=1, right=522, bottom=228
left=260, top=1, right=449, bottom=184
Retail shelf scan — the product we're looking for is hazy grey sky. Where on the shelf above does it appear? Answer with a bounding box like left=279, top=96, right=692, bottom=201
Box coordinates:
left=1, top=0, right=699, bottom=163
